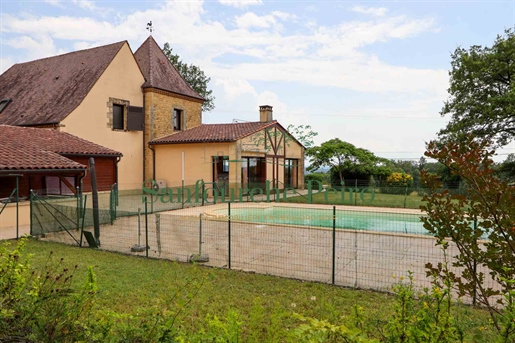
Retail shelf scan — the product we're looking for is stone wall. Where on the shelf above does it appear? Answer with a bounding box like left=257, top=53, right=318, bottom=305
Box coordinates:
left=144, top=88, right=203, bottom=181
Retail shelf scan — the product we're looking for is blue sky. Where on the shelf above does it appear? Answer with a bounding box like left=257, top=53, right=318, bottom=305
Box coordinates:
left=1, top=0, right=514, bottom=162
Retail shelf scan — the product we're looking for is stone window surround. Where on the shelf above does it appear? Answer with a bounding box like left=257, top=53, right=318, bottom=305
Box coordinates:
left=107, top=97, right=130, bottom=131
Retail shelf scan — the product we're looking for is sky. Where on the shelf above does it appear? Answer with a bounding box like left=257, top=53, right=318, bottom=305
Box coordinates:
left=1, top=0, right=514, bottom=163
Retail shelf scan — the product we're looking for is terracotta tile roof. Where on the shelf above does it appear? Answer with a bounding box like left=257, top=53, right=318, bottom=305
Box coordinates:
left=150, top=121, right=278, bottom=144
left=0, top=125, right=121, bottom=172
left=134, top=36, right=204, bottom=101
left=0, top=41, right=126, bottom=126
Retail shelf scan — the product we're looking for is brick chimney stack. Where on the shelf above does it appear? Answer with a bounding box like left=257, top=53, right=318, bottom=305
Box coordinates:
left=259, top=105, right=273, bottom=122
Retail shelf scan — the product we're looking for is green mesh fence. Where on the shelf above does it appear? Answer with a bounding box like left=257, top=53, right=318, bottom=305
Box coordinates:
left=29, top=182, right=494, bottom=305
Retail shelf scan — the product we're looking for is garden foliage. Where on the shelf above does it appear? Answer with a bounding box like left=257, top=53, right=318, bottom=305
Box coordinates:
left=422, top=136, right=515, bottom=341
left=379, top=172, right=414, bottom=195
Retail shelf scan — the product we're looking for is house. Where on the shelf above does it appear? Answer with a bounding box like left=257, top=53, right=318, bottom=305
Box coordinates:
left=149, top=105, right=305, bottom=197
left=0, top=36, right=304, bottom=199
left=0, top=36, right=203, bottom=191
left=0, top=125, right=122, bottom=234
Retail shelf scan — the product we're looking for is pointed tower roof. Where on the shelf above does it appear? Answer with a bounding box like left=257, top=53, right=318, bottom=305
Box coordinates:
left=134, top=36, right=204, bottom=101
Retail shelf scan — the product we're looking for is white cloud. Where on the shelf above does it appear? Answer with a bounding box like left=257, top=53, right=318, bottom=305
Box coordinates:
left=216, top=58, right=447, bottom=96
left=235, top=12, right=276, bottom=29
left=5, top=35, right=59, bottom=60
left=218, top=0, right=263, bottom=8
left=351, top=6, right=388, bottom=17
left=216, top=78, right=257, bottom=99
left=235, top=11, right=296, bottom=30
left=271, top=11, right=296, bottom=21
left=0, top=2, right=444, bottom=118
left=72, top=0, right=97, bottom=11
left=314, top=16, right=438, bottom=58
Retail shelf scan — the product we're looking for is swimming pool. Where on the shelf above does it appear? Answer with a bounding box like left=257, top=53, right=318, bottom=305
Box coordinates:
left=213, top=206, right=428, bottom=235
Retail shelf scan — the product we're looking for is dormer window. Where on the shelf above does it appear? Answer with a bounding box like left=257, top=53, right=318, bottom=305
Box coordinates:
left=0, top=99, right=12, bottom=113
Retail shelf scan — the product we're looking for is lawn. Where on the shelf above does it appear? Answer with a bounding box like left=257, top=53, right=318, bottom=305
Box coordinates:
left=16, top=239, right=494, bottom=341
left=285, top=189, right=426, bottom=209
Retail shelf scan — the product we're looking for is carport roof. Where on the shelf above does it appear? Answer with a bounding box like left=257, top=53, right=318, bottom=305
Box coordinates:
left=0, top=125, right=122, bottom=172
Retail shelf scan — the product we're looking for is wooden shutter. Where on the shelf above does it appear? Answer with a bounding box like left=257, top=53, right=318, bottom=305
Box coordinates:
left=127, top=106, right=144, bottom=131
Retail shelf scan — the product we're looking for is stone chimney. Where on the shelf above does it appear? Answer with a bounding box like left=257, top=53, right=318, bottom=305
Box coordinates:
left=259, top=105, right=273, bottom=122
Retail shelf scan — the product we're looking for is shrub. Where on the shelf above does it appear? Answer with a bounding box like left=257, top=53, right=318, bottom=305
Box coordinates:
left=0, top=238, right=97, bottom=342
left=288, top=272, right=464, bottom=343
left=305, top=173, right=330, bottom=186
left=422, top=136, right=515, bottom=341
left=380, top=172, right=414, bottom=195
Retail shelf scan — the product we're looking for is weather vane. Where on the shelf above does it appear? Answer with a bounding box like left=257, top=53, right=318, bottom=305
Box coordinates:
left=146, top=21, right=154, bottom=34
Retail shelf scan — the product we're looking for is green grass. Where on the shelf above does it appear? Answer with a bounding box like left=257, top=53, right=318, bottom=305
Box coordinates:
left=18, top=239, right=495, bottom=340
left=285, top=190, right=426, bottom=209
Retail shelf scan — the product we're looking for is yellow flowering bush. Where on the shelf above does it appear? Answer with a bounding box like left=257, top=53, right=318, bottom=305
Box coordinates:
left=386, top=172, right=414, bottom=187
left=381, top=172, right=414, bottom=194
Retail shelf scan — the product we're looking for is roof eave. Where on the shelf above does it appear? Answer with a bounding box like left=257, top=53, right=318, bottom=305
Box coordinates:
left=143, top=85, right=205, bottom=102
left=0, top=167, right=87, bottom=175
left=60, top=152, right=123, bottom=158
left=149, top=139, right=235, bottom=145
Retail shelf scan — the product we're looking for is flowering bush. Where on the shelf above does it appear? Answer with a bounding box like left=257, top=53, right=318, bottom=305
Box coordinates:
left=380, top=173, right=414, bottom=195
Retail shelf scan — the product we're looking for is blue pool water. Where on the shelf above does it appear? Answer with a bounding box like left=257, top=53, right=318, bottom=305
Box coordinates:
left=214, top=207, right=428, bottom=235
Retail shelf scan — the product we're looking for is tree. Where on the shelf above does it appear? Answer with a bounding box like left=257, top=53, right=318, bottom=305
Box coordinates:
left=306, top=138, right=391, bottom=186
left=286, top=124, right=318, bottom=149
left=421, top=136, right=515, bottom=338
left=438, top=29, right=515, bottom=147
left=496, top=153, right=515, bottom=183
left=162, top=43, right=215, bottom=113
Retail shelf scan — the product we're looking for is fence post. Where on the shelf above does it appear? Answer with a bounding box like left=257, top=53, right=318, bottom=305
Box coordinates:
left=79, top=194, right=88, bottom=248
left=202, top=182, right=205, bottom=206
left=145, top=196, right=149, bottom=258
left=109, top=186, right=114, bottom=225
left=332, top=206, right=336, bottom=285
left=199, top=213, right=203, bottom=256
left=473, top=217, right=478, bottom=306
left=15, top=176, right=19, bottom=239
left=155, top=213, right=161, bottom=257
left=354, top=180, right=357, bottom=206
left=76, top=187, right=80, bottom=230
left=114, top=184, right=117, bottom=219
left=29, top=190, right=33, bottom=236
left=182, top=180, right=185, bottom=209
left=89, top=158, right=100, bottom=247
left=354, top=228, right=358, bottom=289
left=228, top=202, right=231, bottom=269
left=404, top=185, right=408, bottom=209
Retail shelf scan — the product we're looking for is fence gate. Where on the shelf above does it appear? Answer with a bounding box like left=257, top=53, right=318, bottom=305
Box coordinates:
left=30, top=192, right=84, bottom=246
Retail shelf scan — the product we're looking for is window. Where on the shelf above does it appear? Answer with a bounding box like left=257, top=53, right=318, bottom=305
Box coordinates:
left=242, top=157, right=267, bottom=190
left=113, top=104, right=124, bottom=130
left=173, top=109, right=182, bottom=131
left=45, top=176, right=76, bottom=196
left=0, top=99, right=11, bottom=113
